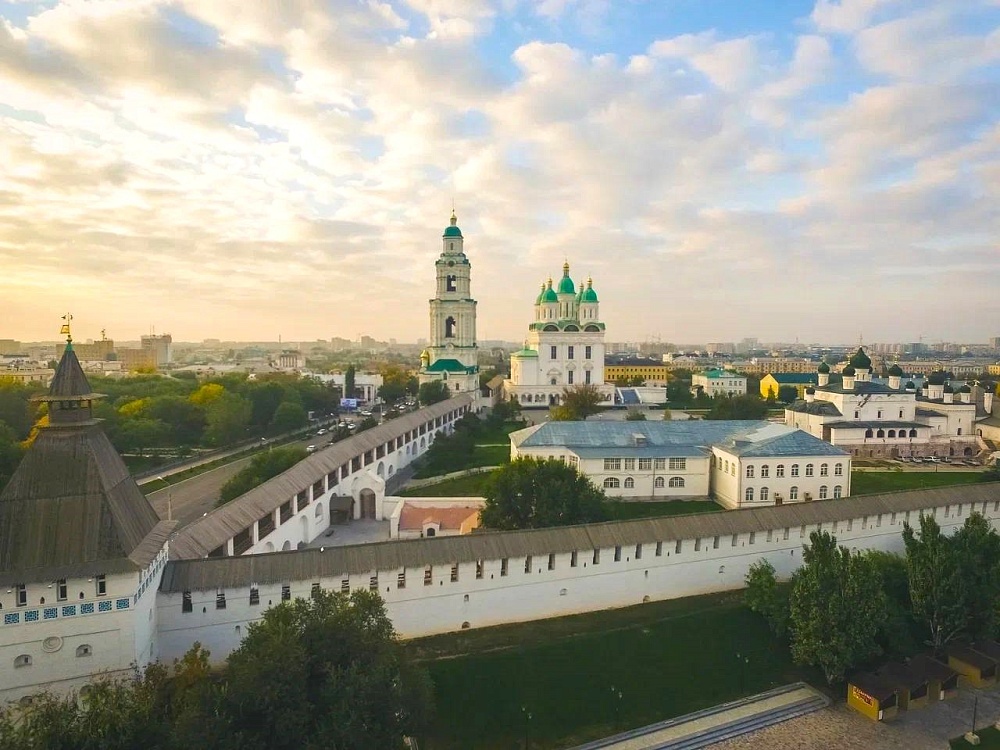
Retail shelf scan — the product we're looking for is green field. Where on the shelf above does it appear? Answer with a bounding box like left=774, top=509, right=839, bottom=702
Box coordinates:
left=410, top=593, right=818, bottom=749
left=952, top=726, right=1000, bottom=749
left=851, top=470, right=986, bottom=496
left=400, top=471, right=495, bottom=497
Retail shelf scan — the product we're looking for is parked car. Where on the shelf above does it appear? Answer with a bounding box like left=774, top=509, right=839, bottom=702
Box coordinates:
left=317, top=429, right=327, bottom=436
left=306, top=445, right=317, bottom=453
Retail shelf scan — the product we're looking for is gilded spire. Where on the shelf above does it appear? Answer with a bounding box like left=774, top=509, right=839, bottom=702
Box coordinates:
left=450, top=209, right=458, bottom=226
left=562, top=260, right=570, bottom=276
left=59, top=313, right=74, bottom=346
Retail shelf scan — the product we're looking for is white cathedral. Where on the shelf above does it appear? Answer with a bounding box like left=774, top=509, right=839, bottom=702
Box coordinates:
left=418, top=212, right=480, bottom=396
left=504, top=262, right=614, bottom=407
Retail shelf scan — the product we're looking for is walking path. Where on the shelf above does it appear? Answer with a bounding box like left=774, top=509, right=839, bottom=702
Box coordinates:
left=570, top=683, right=829, bottom=750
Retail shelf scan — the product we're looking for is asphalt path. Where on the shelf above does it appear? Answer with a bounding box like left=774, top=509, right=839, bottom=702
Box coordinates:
left=144, top=422, right=363, bottom=530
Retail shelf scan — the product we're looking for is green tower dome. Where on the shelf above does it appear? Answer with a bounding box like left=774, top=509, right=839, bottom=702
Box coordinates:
left=843, top=365, right=856, bottom=376
left=536, top=282, right=547, bottom=305
left=542, top=278, right=558, bottom=303
left=849, top=346, right=872, bottom=370
left=581, top=276, right=598, bottom=302
left=817, top=361, right=830, bottom=374
left=888, top=364, right=904, bottom=376
left=443, top=210, right=462, bottom=238
left=556, top=261, right=575, bottom=294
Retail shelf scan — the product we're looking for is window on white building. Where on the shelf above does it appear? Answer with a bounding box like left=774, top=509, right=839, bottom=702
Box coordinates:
left=568, top=370, right=574, bottom=385
left=57, top=579, right=67, bottom=602
left=834, top=485, right=842, bottom=499
left=675, top=540, right=682, bottom=554
left=568, top=346, right=574, bottom=360
left=524, top=556, right=532, bottom=574
left=655, top=541, right=663, bottom=556
left=95, top=575, right=106, bottom=597
left=820, top=463, right=828, bottom=476
left=669, top=458, right=686, bottom=470
left=655, top=458, right=666, bottom=470
left=604, top=477, right=620, bottom=488
left=668, top=476, right=685, bottom=488
left=746, top=465, right=754, bottom=478
left=639, top=458, right=652, bottom=470
left=550, top=346, right=557, bottom=359
left=834, top=463, right=844, bottom=477
left=791, top=464, right=799, bottom=477
left=585, top=346, right=592, bottom=359
left=624, top=458, right=635, bottom=470
left=571, top=551, right=578, bottom=567
left=790, top=486, right=798, bottom=500
left=776, top=465, right=785, bottom=478
left=760, top=487, right=769, bottom=502
left=249, top=586, right=260, bottom=606
left=500, top=559, right=508, bottom=577
left=819, top=485, right=828, bottom=499
left=604, top=458, right=621, bottom=470
left=745, top=487, right=754, bottom=503
left=593, top=549, right=601, bottom=565
left=805, top=464, right=814, bottom=477
left=624, top=477, right=635, bottom=488
left=216, top=591, right=227, bottom=610
left=654, top=476, right=665, bottom=488
left=760, top=465, right=769, bottom=478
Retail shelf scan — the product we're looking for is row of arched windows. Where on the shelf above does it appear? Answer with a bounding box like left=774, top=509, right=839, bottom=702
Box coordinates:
left=865, top=428, right=919, bottom=439
left=745, top=485, right=842, bottom=502
left=604, top=476, right=685, bottom=489
left=746, top=463, right=844, bottom=479
left=14, top=644, right=92, bottom=668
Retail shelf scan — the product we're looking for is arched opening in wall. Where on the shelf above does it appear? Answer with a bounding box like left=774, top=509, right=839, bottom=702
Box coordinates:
left=461, top=621, right=471, bottom=629
left=642, top=595, right=650, bottom=603
left=360, top=489, right=377, bottom=520
left=584, top=325, right=600, bottom=332
left=282, top=540, right=291, bottom=551
left=376, top=461, right=384, bottom=478
left=264, top=542, right=275, bottom=553
left=420, top=437, right=426, bottom=451
left=563, top=325, right=579, bottom=332
left=909, top=429, right=918, bottom=437
left=543, top=325, right=558, bottom=332
left=388, top=465, right=394, bottom=476
left=445, top=316, right=457, bottom=338
left=965, top=447, right=974, bottom=456
left=315, top=503, right=324, bottom=520
left=296, top=541, right=307, bottom=550
left=426, top=527, right=436, bottom=537
left=300, top=515, right=309, bottom=544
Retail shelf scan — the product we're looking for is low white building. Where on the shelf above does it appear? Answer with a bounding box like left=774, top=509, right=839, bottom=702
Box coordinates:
left=691, top=369, right=747, bottom=397
left=509, top=420, right=851, bottom=508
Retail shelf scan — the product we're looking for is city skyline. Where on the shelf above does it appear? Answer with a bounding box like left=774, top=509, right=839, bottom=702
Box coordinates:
left=2, top=0, right=998, bottom=342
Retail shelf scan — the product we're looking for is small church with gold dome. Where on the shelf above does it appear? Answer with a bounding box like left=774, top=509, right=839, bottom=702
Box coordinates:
left=418, top=212, right=480, bottom=396
left=503, top=262, right=614, bottom=407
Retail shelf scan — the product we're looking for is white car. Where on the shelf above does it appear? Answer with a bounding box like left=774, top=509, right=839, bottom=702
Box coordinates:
left=306, top=445, right=317, bottom=453
left=317, top=429, right=327, bottom=436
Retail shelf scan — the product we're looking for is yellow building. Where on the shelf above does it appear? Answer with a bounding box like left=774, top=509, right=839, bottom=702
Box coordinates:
left=989, top=364, right=1000, bottom=377
left=847, top=674, right=898, bottom=722
left=948, top=646, right=997, bottom=688
left=759, top=372, right=818, bottom=400
left=733, top=358, right=816, bottom=375
left=604, top=360, right=671, bottom=386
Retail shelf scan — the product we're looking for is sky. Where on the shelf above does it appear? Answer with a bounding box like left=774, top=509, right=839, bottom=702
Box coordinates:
left=1, top=0, right=998, bottom=346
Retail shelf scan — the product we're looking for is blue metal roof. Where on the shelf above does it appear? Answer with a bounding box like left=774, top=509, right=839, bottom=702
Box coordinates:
left=519, top=420, right=847, bottom=458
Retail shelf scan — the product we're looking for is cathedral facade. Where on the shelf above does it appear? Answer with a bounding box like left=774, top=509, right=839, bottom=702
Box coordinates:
left=418, top=212, right=479, bottom=397
left=504, top=262, right=614, bottom=407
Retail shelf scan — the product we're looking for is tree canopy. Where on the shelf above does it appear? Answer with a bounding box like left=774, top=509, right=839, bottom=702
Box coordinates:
left=705, top=394, right=768, bottom=421
left=0, top=590, right=432, bottom=750
left=219, top=447, right=308, bottom=505
left=480, top=457, right=609, bottom=530
left=418, top=380, right=450, bottom=406
left=558, top=384, right=604, bottom=420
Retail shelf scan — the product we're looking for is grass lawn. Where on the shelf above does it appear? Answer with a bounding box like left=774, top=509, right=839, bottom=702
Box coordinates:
left=607, top=500, right=722, bottom=520
left=399, top=471, right=495, bottom=497
left=952, top=726, right=1000, bottom=749
left=412, top=445, right=510, bottom=480
left=474, top=422, right=524, bottom=446
left=411, top=592, right=819, bottom=750
left=851, top=470, right=986, bottom=496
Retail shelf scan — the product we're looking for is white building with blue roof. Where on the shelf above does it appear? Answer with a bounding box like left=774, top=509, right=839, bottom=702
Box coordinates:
left=510, top=420, right=851, bottom=509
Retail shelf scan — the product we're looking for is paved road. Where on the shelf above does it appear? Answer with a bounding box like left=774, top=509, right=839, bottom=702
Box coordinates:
left=145, top=429, right=353, bottom=530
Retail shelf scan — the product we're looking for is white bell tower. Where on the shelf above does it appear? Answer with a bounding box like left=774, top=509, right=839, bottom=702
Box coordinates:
left=419, top=212, right=479, bottom=395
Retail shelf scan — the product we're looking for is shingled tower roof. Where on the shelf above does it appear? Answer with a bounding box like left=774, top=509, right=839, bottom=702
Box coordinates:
left=0, top=336, right=174, bottom=585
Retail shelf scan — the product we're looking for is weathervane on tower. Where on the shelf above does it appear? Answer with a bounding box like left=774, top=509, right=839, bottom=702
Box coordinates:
left=59, top=313, right=73, bottom=343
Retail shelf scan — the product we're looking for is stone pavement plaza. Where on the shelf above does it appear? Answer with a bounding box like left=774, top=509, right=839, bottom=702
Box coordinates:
left=714, top=683, right=1000, bottom=750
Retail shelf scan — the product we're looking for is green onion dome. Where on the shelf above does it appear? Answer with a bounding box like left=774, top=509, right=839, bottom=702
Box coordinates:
left=556, top=261, right=575, bottom=294
left=943, top=384, right=954, bottom=393
left=805, top=387, right=816, bottom=395
left=843, top=365, right=856, bottom=376
left=817, top=362, right=830, bottom=374
left=905, top=380, right=916, bottom=390
left=849, top=347, right=872, bottom=370
left=582, top=276, right=598, bottom=302
left=959, top=384, right=972, bottom=393
left=443, top=210, right=462, bottom=238
left=536, top=282, right=547, bottom=304
left=542, top=278, right=558, bottom=303
left=888, top=364, right=904, bottom=376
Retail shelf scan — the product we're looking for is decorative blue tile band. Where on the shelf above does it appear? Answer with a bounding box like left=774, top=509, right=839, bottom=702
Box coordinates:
left=98, top=601, right=112, bottom=612
left=61, top=605, right=76, bottom=617
left=44, top=608, right=57, bottom=620
left=115, top=598, right=129, bottom=610
left=25, top=610, right=39, bottom=622
left=3, top=613, right=19, bottom=625
left=81, top=603, right=94, bottom=614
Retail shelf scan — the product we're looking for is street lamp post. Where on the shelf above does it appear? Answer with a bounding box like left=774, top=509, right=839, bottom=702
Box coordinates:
left=736, top=652, right=750, bottom=694
left=610, top=685, right=623, bottom=729
left=521, top=705, right=532, bottom=750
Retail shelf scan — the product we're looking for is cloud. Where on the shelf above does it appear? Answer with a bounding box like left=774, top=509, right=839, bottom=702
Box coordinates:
left=0, top=0, right=997, bottom=345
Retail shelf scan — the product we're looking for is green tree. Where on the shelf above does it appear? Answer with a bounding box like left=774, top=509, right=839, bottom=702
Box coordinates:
left=705, top=394, right=768, bottom=420
left=549, top=404, right=574, bottom=421
left=344, top=365, right=357, bottom=400
left=117, top=418, right=170, bottom=456
left=744, top=559, right=788, bottom=637
left=204, top=392, right=252, bottom=446
left=270, top=401, right=308, bottom=434
left=951, top=513, right=1000, bottom=641
left=222, top=589, right=433, bottom=750
left=418, top=380, right=450, bottom=405
left=145, top=395, right=207, bottom=446
left=480, top=457, right=609, bottom=530
left=560, top=384, right=604, bottom=420
left=379, top=365, right=413, bottom=403
left=625, top=409, right=646, bottom=421
left=789, top=531, right=888, bottom=683
left=246, top=381, right=286, bottom=430
left=777, top=385, right=798, bottom=403
left=357, top=416, right=379, bottom=432
left=219, top=447, right=308, bottom=504
left=903, top=514, right=967, bottom=652
left=0, top=378, right=38, bottom=439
